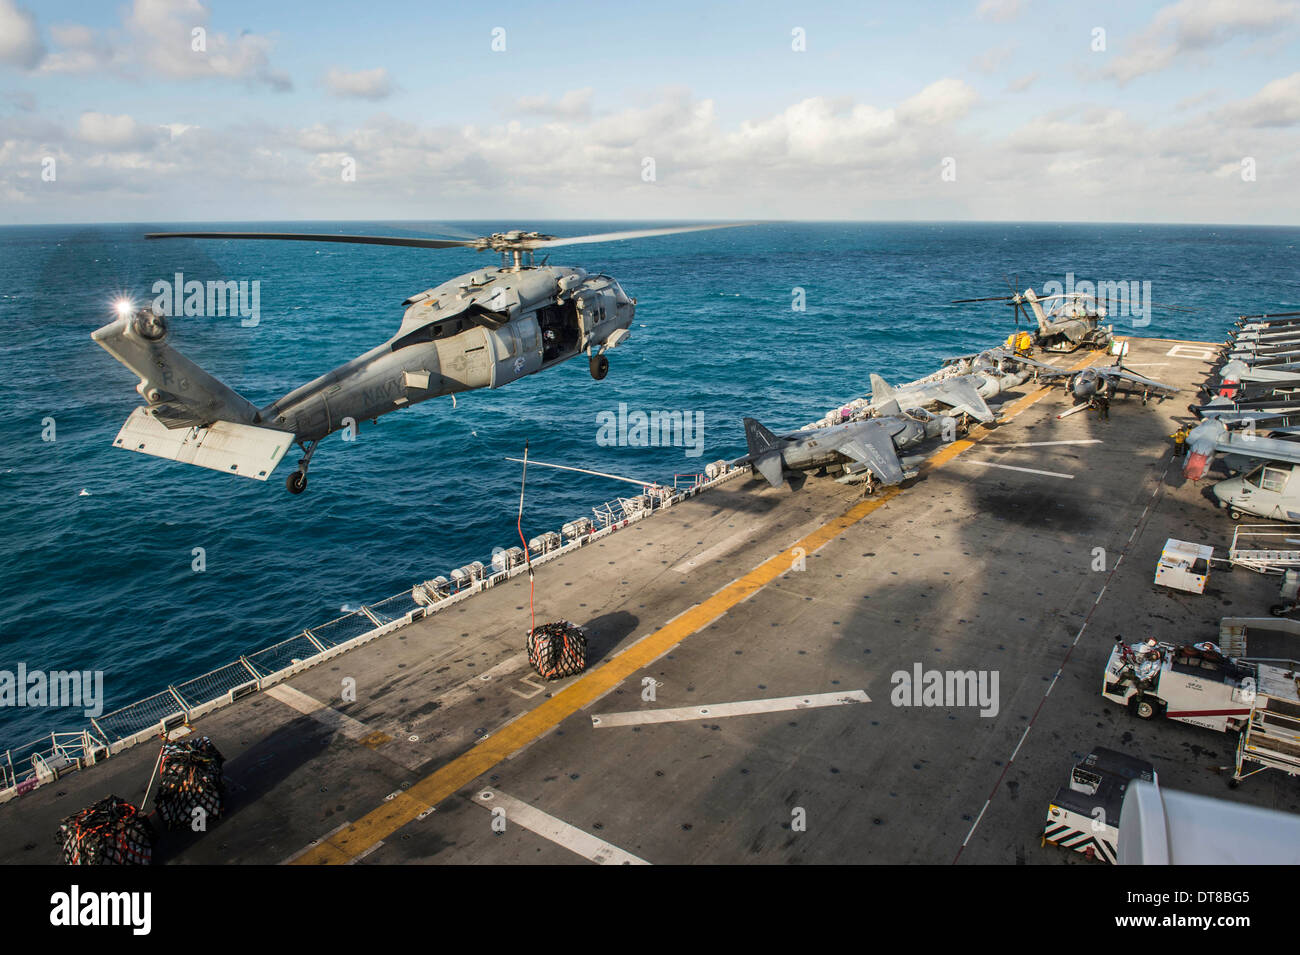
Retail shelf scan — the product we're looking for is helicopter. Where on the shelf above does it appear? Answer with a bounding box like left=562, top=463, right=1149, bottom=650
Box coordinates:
left=952, top=281, right=1197, bottom=353
left=951, top=287, right=1115, bottom=352
left=92, top=223, right=743, bottom=494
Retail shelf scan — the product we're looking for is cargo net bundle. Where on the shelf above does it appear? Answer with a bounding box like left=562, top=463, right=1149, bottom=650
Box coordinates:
left=155, top=736, right=226, bottom=830
left=527, top=621, right=588, bottom=680
left=56, top=795, right=154, bottom=866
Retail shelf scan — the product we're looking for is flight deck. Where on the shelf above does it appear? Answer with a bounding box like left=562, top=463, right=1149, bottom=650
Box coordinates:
left=2, top=335, right=1296, bottom=865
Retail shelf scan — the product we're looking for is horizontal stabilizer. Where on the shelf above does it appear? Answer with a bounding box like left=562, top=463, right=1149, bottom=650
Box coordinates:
left=113, top=407, right=293, bottom=480
left=752, top=450, right=786, bottom=488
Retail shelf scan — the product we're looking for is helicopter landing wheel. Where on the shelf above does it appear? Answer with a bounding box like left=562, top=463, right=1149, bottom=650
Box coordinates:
left=287, top=471, right=308, bottom=494
left=590, top=354, right=609, bottom=381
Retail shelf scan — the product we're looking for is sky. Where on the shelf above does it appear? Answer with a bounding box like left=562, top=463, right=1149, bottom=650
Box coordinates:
left=1, top=0, right=1298, bottom=224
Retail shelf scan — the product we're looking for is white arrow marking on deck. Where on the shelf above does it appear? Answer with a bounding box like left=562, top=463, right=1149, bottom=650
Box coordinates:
left=954, top=461, right=1075, bottom=479
left=591, top=689, right=870, bottom=727
left=982, top=440, right=1101, bottom=448
left=475, top=789, right=649, bottom=865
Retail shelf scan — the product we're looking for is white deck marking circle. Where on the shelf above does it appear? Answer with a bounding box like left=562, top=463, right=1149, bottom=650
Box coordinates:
left=592, top=690, right=870, bottom=727
left=475, top=789, right=649, bottom=865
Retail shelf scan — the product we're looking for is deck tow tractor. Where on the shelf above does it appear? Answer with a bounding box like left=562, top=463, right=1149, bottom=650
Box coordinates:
left=1043, top=747, right=1156, bottom=864
left=1102, top=636, right=1300, bottom=786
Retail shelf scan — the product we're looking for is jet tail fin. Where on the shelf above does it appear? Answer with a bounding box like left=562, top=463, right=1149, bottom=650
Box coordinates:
left=870, top=373, right=893, bottom=401
left=743, top=417, right=782, bottom=457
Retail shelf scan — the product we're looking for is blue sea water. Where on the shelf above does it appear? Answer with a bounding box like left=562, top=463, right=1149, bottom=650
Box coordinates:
left=0, top=220, right=1297, bottom=751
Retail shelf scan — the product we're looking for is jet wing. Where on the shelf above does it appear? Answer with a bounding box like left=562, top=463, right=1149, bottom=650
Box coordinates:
left=1008, top=353, right=1064, bottom=374
left=830, top=424, right=905, bottom=486
left=922, top=377, right=995, bottom=423
left=1035, top=367, right=1078, bottom=382
left=1102, top=367, right=1180, bottom=394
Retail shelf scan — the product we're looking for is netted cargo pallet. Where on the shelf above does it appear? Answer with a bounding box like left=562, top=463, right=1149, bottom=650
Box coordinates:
left=526, top=621, right=588, bottom=680
left=56, top=795, right=153, bottom=865
left=155, top=737, right=225, bottom=830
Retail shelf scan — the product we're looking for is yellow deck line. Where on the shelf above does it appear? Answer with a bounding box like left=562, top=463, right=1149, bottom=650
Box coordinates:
left=292, top=348, right=1102, bottom=865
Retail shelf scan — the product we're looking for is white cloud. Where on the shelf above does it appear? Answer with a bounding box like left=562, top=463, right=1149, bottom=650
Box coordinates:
left=2, top=80, right=1298, bottom=225
left=36, top=0, right=291, bottom=89
left=1107, top=0, right=1298, bottom=84
left=324, top=66, right=393, bottom=100
left=514, top=87, right=594, bottom=119
left=76, top=112, right=164, bottom=151
left=976, top=0, right=1025, bottom=22
left=1217, top=72, right=1300, bottom=127
left=1006, top=72, right=1037, bottom=93
left=898, top=78, right=978, bottom=126
left=0, top=0, right=45, bottom=69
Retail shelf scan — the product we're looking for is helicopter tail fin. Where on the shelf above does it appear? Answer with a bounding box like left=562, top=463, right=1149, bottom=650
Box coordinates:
left=93, top=312, right=294, bottom=480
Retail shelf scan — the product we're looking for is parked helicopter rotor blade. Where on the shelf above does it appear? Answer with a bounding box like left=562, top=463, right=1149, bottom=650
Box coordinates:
left=518, top=222, right=750, bottom=249
left=145, top=232, right=477, bottom=249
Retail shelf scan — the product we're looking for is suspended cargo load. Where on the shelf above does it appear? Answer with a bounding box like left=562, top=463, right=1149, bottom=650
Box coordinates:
left=529, top=531, right=562, bottom=554
left=154, top=736, right=225, bottom=830
left=492, top=547, right=527, bottom=573
left=526, top=621, right=588, bottom=680
left=56, top=795, right=154, bottom=865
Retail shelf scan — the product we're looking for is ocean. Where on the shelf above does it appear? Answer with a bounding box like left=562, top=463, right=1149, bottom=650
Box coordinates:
left=1, top=220, right=1297, bottom=751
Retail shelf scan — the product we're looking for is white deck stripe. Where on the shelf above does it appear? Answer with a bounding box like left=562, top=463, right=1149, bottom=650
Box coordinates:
left=982, top=440, right=1102, bottom=448
left=266, top=684, right=373, bottom=740
left=592, top=690, right=870, bottom=727
left=672, top=523, right=760, bottom=573
left=475, top=789, right=649, bottom=865
left=955, top=461, right=1075, bottom=479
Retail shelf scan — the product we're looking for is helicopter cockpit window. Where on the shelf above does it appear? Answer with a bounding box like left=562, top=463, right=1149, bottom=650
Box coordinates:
left=1245, top=468, right=1263, bottom=489
left=1261, top=466, right=1290, bottom=493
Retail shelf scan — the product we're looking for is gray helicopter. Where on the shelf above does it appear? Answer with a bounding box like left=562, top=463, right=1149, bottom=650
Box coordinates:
left=952, top=288, right=1114, bottom=352
left=93, top=224, right=741, bottom=493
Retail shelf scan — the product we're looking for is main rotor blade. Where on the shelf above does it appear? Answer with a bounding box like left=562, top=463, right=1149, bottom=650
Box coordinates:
left=519, top=222, right=750, bottom=249
left=950, top=296, right=1013, bottom=304
left=145, top=231, right=476, bottom=249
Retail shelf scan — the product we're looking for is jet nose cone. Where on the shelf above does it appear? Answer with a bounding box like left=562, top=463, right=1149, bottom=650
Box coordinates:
left=1184, top=451, right=1211, bottom=481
